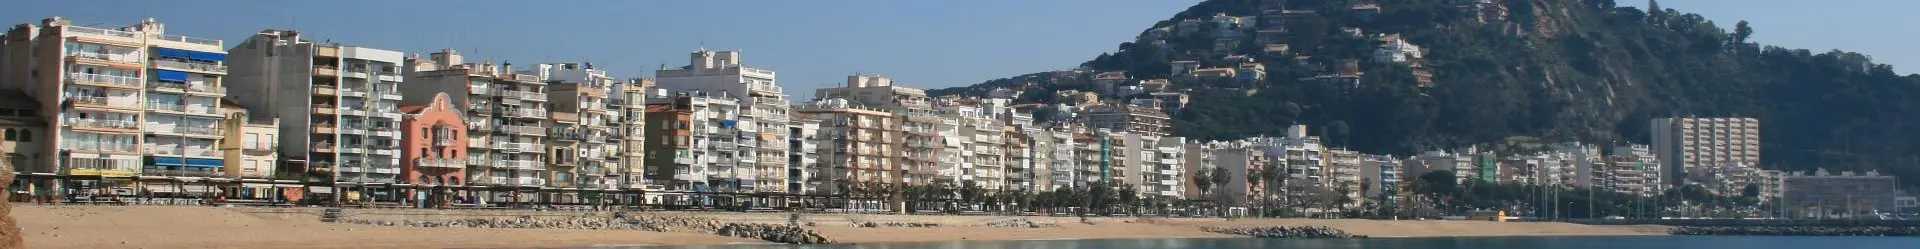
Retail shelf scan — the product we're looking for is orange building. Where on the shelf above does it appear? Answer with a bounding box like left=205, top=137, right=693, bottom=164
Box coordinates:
left=398, top=93, right=467, bottom=206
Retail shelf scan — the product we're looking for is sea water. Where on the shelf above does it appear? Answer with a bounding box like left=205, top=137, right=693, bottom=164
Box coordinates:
left=598, top=236, right=1920, bottom=249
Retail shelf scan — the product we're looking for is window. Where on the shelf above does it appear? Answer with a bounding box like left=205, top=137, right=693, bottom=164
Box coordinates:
left=19, top=130, right=30, bottom=142
left=2, top=128, right=12, bottom=141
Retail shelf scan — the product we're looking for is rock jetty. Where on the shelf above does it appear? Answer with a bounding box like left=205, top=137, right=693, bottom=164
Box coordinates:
left=981, top=218, right=1058, bottom=228
left=1673, top=226, right=1920, bottom=236
left=1204, top=226, right=1364, bottom=238
left=718, top=223, right=835, bottom=244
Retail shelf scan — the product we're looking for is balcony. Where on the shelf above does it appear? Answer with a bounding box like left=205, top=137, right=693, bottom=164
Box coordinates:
left=433, top=136, right=456, bottom=147
left=416, top=158, right=462, bottom=169
left=67, top=118, right=140, bottom=131
left=514, top=178, right=546, bottom=187
left=67, top=50, right=143, bottom=65
left=147, top=102, right=221, bottom=116
left=313, top=65, right=338, bottom=77
left=62, top=141, right=138, bottom=154
left=494, top=160, right=540, bottom=170
left=495, top=89, right=547, bottom=101
left=338, top=87, right=368, bottom=98
left=492, top=142, right=541, bottom=153
left=143, top=169, right=226, bottom=177
left=499, top=125, right=545, bottom=136
left=311, top=85, right=338, bottom=96
left=311, top=143, right=336, bottom=153
left=500, top=108, right=548, bottom=118
left=152, top=60, right=226, bottom=74
left=69, top=96, right=142, bottom=110
left=312, top=105, right=337, bottom=115
left=68, top=72, right=141, bottom=88
left=154, top=126, right=222, bottom=138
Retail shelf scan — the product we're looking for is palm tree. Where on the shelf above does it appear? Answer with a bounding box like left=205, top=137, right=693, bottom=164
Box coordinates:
left=1260, top=162, right=1286, bottom=217
left=958, top=180, right=984, bottom=211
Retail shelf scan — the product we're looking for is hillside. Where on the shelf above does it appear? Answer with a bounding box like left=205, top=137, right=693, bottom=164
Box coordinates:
left=929, top=0, right=1920, bottom=187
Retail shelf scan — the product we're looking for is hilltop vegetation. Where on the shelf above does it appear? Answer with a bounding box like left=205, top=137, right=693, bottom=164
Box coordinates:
left=930, top=0, right=1920, bottom=188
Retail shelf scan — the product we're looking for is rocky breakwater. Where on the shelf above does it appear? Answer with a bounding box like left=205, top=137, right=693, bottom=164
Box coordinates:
left=1673, top=226, right=1920, bottom=236
left=980, top=218, right=1060, bottom=228
left=1204, top=226, right=1364, bottom=239
left=718, top=223, right=835, bottom=244
left=336, top=213, right=836, bottom=244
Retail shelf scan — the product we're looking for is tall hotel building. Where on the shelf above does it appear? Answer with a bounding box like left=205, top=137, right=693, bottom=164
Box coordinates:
left=1, top=18, right=230, bottom=180
left=815, top=75, right=939, bottom=185
left=1651, top=117, right=1760, bottom=187
left=228, top=30, right=406, bottom=188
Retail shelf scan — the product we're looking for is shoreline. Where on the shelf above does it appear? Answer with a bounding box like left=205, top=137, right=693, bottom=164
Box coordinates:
left=15, top=205, right=1670, bottom=248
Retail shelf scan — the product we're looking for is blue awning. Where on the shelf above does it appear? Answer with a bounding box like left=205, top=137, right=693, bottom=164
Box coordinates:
left=154, top=48, right=192, bottom=59
left=152, top=157, right=184, bottom=166
left=186, top=158, right=222, bottom=168
left=154, top=70, right=188, bottom=82
left=153, top=48, right=226, bottom=62
left=152, top=157, right=223, bottom=168
left=189, top=52, right=226, bottom=62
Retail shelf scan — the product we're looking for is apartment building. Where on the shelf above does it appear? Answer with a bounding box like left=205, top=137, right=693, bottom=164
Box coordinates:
left=1361, top=154, right=1401, bottom=202
left=786, top=118, right=821, bottom=195
left=397, top=93, right=465, bottom=206
left=1326, top=148, right=1363, bottom=206
left=1003, top=111, right=1040, bottom=191
left=937, top=98, right=1011, bottom=190
left=612, top=78, right=652, bottom=190
left=1200, top=141, right=1268, bottom=208
left=1039, top=126, right=1079, bottom=190
left=217, top=99, right=277, bottom=179
left=1076, top=104, right=1171, bottom=137
left=815, top=75, right=939, bottom=185
left=229, top=30, right=406, bottom=194
left=399, top=49, right=547, bottom=198
left=655, top=49, right=791, bottom=197
left=1257, top=125, right=1326, bottom=186
left=1607, top=145, right=1662, bottom=196
left=1651, top=117, right=1760, bottom=187
left=536, top=62, right=622, bottom=191
left=3, top=18, right=208, bottom=180
left=794, top=98, right=899, bottom=206
left=642, top=91, right=741, bottom=205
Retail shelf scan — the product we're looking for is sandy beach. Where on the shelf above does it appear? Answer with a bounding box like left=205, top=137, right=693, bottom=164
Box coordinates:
left=13, top=205, right=1668, bottom=248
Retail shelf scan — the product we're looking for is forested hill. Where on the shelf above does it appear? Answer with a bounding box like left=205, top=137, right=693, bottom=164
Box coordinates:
left=928, top=0, right=1920, bottom=187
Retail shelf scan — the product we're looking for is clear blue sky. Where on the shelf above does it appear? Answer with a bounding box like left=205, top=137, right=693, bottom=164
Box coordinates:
left=5, top=0, right=1913, bottom=100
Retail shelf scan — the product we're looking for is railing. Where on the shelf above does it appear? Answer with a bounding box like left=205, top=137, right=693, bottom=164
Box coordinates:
left=62, top=141, right=138, bottom=153
left=69, top=96, right=141, bottom=109
left=66, top=25, right=139, bottom=39
left=144, top=169, right=226, bottom=177
left=168, top=126, right=222, bottom=136
left=68, top=72, right=140, bottom=87
left=313, top=65, right=338, bottom=76
left=151, top=34, right=221, bottom=46
left=492, top=142, right=540, bottom=153
left=500, top=108, right=548, bottom=118
left=514, top=178, right=545, bottom=187
left=499, top=125, right=544, bottom=135
left=67, top=118, right=139, bottom=130
left=152, top=60, right=227, bottom=73
left=69, top=51, right=142, bottom=64
left=417, top=158, right=462, bottom=169
left=147, top=102, right=220, bottom=115
left=433, top=137, right=455, bottom=146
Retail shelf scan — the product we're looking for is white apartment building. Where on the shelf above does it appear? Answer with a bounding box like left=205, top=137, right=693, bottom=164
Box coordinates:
left=1651, top=117, right=1760, bottom=187
left=794, top=98, right=898, bottom=209
left=786, top=118, right=821, bottom=194
left=229, top=30, right=406, bottom=190
left=1608, top=144, right=1663, bottom=196
left=655, top=50, right=791, bottom=194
